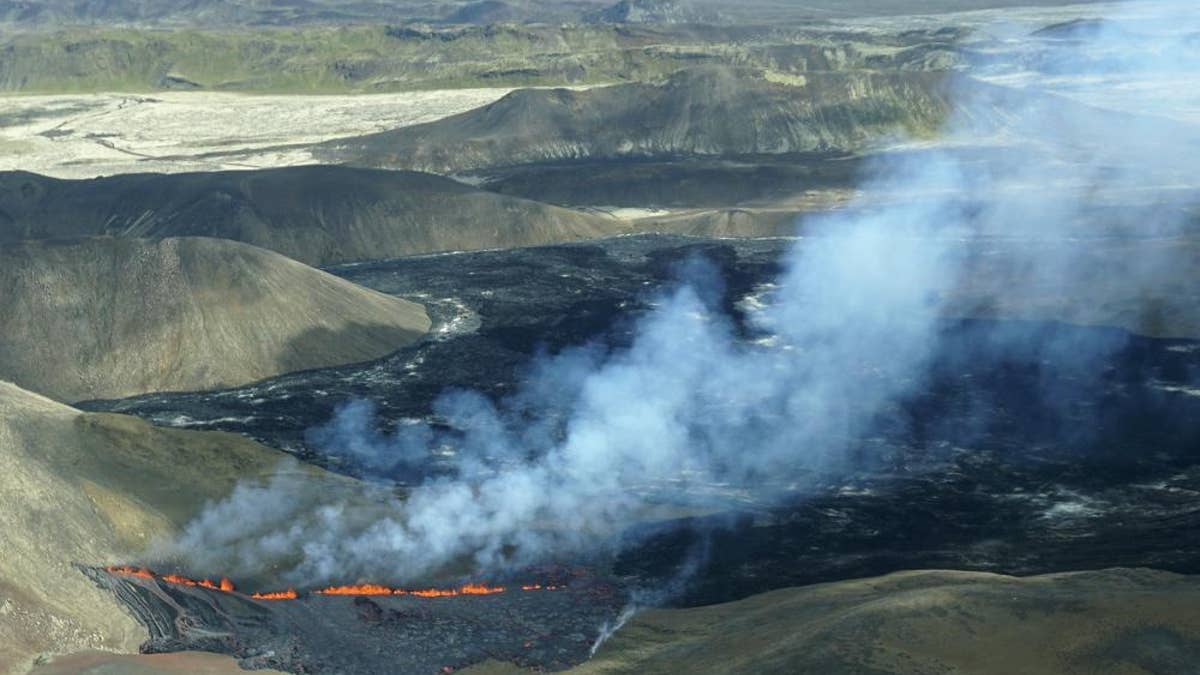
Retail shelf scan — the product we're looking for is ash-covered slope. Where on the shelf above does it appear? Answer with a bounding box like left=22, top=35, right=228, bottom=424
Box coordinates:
left=566, top=568, right=1200, bottom=675
left=317, top=68, right=960, bottom=173
left=0, top=381, right=305, bottom=673
left=0, top=237, right=429, bottom=402
left=0, top=166, right=617, bottom=266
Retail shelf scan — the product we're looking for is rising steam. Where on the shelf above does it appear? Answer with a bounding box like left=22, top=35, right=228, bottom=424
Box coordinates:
left=168, top=1, right=1200, bottom=587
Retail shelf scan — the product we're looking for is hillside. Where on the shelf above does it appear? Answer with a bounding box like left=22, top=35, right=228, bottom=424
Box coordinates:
left=0, top=380, right=324, bottom=673
left=0, top=0, right=1115, bottom=29
left=0, top=23, right=950, bottom=94
left=0, top=237, right=429, bottom=402
left=465, top=568, right=1200, bottom=674
left=0, top=166, right=618, bottom=266
left=29, top=566, right=1200, bottom=674
left=319, top=69, right=960, bottom=173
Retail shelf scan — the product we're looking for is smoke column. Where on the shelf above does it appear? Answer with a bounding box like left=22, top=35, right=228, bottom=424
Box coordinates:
left=170, top=1, right=1200, bottom=585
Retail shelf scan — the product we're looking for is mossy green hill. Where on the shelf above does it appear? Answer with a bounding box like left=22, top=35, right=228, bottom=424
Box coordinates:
left=0, top=23, right=958, bottom=94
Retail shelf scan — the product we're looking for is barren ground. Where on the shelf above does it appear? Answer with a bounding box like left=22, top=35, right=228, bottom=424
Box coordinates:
left=0, top=88, right=516, bottom=178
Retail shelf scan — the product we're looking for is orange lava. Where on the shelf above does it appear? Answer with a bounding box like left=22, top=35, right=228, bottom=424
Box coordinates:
left=160, top=573, right=235, bottom=592
left=252, top=588, right=299, bottom=600
left=106, top=565, right=560, bottom=601
left=106, top=567, right=236, bottom=594
left=317, top=582, right=507, bottom=597
left=105, top=566, right=155, bottom=579
left=458, top=583, right=506, bottom=596
left=407, top=588, right=461, bottom=598
left=316, top=584, right=396, bottom=596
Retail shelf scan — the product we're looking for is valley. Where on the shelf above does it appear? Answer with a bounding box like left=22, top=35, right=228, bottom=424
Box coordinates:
left=2, top=1, right=1199, bottom=674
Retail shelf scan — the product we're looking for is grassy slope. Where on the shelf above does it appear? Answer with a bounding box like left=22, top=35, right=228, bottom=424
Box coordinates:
left=469, top=568, right=1200, bottom=675
left=0, top=23, right=935, bottom=94
left=0, top=380, right=340, bottom=674
left=32, top=566, right=1197, bottom=674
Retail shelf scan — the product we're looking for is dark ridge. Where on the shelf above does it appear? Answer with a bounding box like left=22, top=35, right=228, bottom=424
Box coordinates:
left=316, top=68, right=963, bottom=173
left=0, top=166, right=616, bottom=266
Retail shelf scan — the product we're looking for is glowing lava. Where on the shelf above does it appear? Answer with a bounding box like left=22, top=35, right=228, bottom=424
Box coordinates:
left=106, top=566, right=557, bottom=601
left=107, top=567, right=234, bottom=593
left=106, top=566, right=154, bottom=579
left=460, top=583, right=506, bottom=595
left=316, top=583, right=396, bottom=596
left=252, top=588, right=299, bottom=600
left=316, top=582, right=507, bottom=597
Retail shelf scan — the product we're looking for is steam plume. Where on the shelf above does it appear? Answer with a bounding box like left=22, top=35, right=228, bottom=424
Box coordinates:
left=170, top=1, right=1200, bottom=586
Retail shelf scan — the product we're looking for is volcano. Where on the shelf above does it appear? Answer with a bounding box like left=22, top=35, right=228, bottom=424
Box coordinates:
left=87, top=565, right=627, bottom=674
left=80, top=233, right=1200, bottom=607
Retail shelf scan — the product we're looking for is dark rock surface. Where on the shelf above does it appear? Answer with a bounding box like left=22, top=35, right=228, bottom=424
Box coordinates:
left=82, top=234, right=1200, bottom=611
left=81, top=235, right=782, bottom=457
left=0, top=166, right=614, bottom=266
left=85, top=567, right=627, bottom=674
left=317, top=69, right=961, bottom=173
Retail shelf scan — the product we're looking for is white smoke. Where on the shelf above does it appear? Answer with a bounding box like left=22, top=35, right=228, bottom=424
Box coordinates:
left=590, top=605, right=639, bottom=657
left=170, top=1, right=1200, bottom=588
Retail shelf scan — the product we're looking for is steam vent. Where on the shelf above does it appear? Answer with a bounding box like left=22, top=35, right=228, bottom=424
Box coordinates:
left=5, top=1, right=1200, bottom=674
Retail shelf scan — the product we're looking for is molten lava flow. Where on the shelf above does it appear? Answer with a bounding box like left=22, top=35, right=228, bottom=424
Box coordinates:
left=106, top=567, right=236, bottom=594
left=105, top=566, right=154, bottom=579
left=408, top=588, right=461, bottom=598
left=460, top=583, right=506, bottom=595
left=161, top=573, right=235, bottom=592
left=317, top=584, right=396, bottom=596
left=252, top=588, right=298, bottom=600
left=105, top=564, right=560, bottom=601
left=317, top=582, right=507, bottom=597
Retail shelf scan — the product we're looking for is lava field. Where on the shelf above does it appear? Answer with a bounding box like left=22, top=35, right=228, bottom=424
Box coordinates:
left=86, top=565, right=626, bottom=674
left=83, top=234, right=1200, bottom=615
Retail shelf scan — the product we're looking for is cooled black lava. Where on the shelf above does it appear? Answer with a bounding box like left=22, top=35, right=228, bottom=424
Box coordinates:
left=81, top=234, right=1200, bottom=607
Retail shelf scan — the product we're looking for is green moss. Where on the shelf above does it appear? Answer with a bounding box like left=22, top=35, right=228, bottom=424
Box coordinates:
left=0, top=24, right=934, bottom=94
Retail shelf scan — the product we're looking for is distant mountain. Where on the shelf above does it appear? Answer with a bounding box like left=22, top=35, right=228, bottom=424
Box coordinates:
left=583, top=0, right=719, bottom=24
left=440, top=0, right=522, bottom=24
left=0, top=237, right=429, bottom=402
left=0, top=166, right=618, bottom=266
left=317, top=68, right=961, bottom=173
left=1030, top=17, right=1113, bottom=39
left=0, top=0, right=437, bottom=26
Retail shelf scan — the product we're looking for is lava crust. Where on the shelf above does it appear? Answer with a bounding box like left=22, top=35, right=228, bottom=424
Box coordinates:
left=85, top=566, right=627, bottom=674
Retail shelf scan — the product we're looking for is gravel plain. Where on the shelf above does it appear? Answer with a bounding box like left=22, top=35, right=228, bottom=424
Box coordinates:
left=0, top=88, right=516, bottom=178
